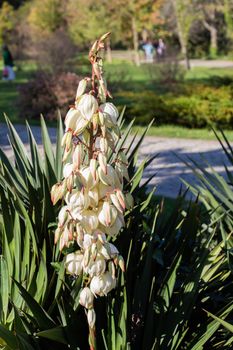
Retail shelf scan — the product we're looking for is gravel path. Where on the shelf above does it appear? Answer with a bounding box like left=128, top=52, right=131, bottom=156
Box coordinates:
left=1, top=123, right=231, bottom=198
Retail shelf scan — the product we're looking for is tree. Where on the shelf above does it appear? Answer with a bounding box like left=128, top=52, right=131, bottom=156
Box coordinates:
left=194, top=0, right=224, bottom=58
left=0, top=1, right=14, bottom=45
left=66, top=0, right=125, bottom=62
left=223, top=0, right=233, bottom=43
left=28, top=0, right=64, bottom=35
left=66, top=0, right=164, bottom=65
left=171, top=0, right=195, bottom=69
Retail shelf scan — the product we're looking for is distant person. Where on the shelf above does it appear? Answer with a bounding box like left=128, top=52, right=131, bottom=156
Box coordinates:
left=2, top=45, right=15, bottom=81
left=142, top=40, right=154, bottom=63
left=157, top=38, right=166, bottom=59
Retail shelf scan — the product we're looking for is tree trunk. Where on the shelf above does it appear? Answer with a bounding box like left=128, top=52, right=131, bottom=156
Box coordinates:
left=132, top=16, right=140, bottom=66
left=180, top=37, right=190, bottom=70
left=106, top=37, right=112, bottom=63
left=172, top=0, right=190, bottom=70
left=203, top=20, right=218, bottom=58
left=210, top=26, right=217, bottom=57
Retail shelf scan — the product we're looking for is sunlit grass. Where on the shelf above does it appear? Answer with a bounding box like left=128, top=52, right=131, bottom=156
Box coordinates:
left=129, top=124, right=233, bottom=140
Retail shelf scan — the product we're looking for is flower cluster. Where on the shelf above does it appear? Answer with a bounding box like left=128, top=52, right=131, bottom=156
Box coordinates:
left=51, top=33, right=133, bottom=336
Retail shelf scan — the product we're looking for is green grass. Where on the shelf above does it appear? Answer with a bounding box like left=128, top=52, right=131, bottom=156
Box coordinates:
left=1, top=58, right=233, bottom=140
left=130, top=124, right=233, bottom=140
left=0, top=61, right=37, bottom=123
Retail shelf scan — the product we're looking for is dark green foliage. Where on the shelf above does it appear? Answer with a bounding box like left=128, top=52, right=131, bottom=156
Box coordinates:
left=0, top=117, right=232, bottom=349
left=117, top=83, right=233, bottom=128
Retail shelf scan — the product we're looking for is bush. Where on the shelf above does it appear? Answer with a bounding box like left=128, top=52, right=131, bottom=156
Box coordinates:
left=117, top=83, right=233, bottom=128
left=18, top=71, right=81, bottom=120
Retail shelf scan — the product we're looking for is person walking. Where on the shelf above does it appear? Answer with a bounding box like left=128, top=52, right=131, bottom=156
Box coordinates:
left=157, top=38, right=166, bottom=60
left=142, top=40, right=154, bottom=63
left=2, top=45, right=15, bottom=81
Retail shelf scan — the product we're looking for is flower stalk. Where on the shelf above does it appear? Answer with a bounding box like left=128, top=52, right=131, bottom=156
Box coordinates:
left=51, top=33, right=133, bottom=349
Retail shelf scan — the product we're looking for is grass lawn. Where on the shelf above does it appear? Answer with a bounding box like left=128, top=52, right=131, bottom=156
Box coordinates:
left=1, top=58, right=233, bottom=140
left=0, top=62, right=37, bottom=123
left=130, top=124, right=233, bottom=140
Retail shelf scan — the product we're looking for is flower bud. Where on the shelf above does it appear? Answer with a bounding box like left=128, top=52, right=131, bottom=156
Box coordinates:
left=83, top=247, right=91, bottom=267
left=73, top=144, right=83, bottom=171
left=99, top=103, right=118, bottom=124
left=98, top=152, right=107, bottom=175
left=99, top=111, right=105, bottom=126
left=98, top=202, right=118, bottom=227
left=90, top=272, right=116, bottom=296
left=88, top=188, right=99, bottom=207
left=63, top=163, right=73, bottom=178
left=54, top=227, right=61, bottom=244
left=83, top=234, right=93, bottom=250
left=65, top=108, right=81, bottom=131
left=85, top=255, right=106, bottom=277
left=87, top=308, right=96, bottom=329
left=110, top=193, right=123, bottom=213
left=92, top=114, right=99, bottom=131
left=90, top=275, right=105, bottom=296
left=51, top=183, right=63, bottom=205
left=58, top=206, right=69, bottom=227
left=99, top=137, right=108, bottom=153
left=90, top=159, right=97, bottom=181
left=104, top=216, right=124, bottom=237
left=80, top=166, right=99, bottom=189
left=77, top=94, right=98, bottom=121
left=118, top=255, right=125, bottom=272
left=65, top=251, right=83, bottom=275
left=115, top=189, right=125, bottom=210
left=109, top=243, right=119, bottom=257
left=98, top=164, right=116, bottom=187
left=81, top=210, right=99, bottom=232
left=76, top=78, right=87, bottom=99
left=79, top=287, right=94, bottom=309
left=74, top=117, right=89, bottom=136
left=108, top=260, right=116, bottom=279
left=62, top=147, right=72, bottom=162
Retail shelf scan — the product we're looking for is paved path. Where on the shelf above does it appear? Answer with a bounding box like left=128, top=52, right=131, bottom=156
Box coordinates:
left=111, top=51, right=233, bottom=68
left=0, top=124, right=231, bottom=198
left=138, top=136, right=232, bottom=198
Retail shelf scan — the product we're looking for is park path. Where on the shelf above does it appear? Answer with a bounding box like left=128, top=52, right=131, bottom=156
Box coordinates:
left=0, top=123, right=231, bottom=198
left=111, top=51, right=233, bottom=68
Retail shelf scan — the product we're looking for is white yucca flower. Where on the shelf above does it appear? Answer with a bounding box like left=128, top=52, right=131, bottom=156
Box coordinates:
left=51, top=34, right=134, bottom=338
left=77, top=94, right=98, bottom=121
left=79, top=287, right=94, bottom=309
left=65, top=251, right=83, bottom=275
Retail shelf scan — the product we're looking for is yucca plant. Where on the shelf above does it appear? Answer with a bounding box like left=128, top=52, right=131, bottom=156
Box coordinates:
left=0, top=88, right=156, bottom=349
left=0, top=35, right=233, bottom=350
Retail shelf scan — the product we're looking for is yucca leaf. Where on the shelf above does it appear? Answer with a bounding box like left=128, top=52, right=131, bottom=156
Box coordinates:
left=0, top=324, right=18, bottom=349
left=0, top=256, right=10, bottom=324
left=55, top=260, right=65, bottom=299
left=37, top=326, right=68, bottom=344
left=128, top=119, right=154, bottom=164
left=206, top=309, right=233, bottom=333
left=187, top=303, right=233, bottom=349
left=55, top=114, right=64, bottom=181
left=5, top=116, right=31, bottom=172
left=13, top=280, right=55, bottom=330
left=40, top=115, right=56, bottom=186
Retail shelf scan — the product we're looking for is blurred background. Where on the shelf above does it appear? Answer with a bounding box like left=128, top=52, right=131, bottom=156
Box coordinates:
left=1, top=0, right=233, bottom=138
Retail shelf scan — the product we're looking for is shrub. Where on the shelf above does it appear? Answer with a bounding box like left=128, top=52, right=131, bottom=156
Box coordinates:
left=117, top=83, right=233, bottom=128
left=147, top=57, right=186, bottom=85
left=18, top=71, right=81, bottom=120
